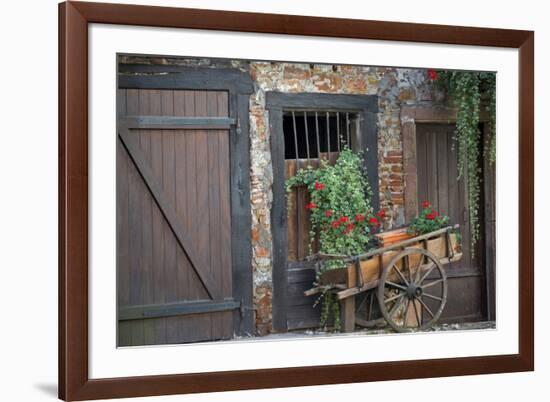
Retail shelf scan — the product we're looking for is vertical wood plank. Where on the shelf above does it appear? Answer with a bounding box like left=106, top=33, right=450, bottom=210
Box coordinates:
left=416, top=127, right=427, bottom=201
left=340, top=297, right=355, bottom=333
left=207, top=91, right=224, bottom=339
left=285, top=160, right=298, bottom=262
left=117, top=91, right=132, bottom=345
left=161, top=90, right=180, bottom=344
left=426, top=130, right=438, bottom=209
left=125, top=89, right=145, bottom=345
left=483, top=126, right=496, bottom=319
left=149, top=89, right=167, bottom=344
left=194, top=90, right=214, bottom=338
left=437, top=129, right=449, bottom=217
left=216, top=91, right=233, bottom=339
left=138, top=90, right=156, bottom=345
left=270, top=107, right=289, bottom=332
left=173, top=90, right=196, bottom=341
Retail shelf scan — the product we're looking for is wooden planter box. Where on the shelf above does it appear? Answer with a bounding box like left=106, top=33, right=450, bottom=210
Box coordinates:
left=319, top=231, right=461, bottom=288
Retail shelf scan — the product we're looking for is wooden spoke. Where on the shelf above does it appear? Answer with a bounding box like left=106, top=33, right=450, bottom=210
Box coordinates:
left=403, top=255, right=412, bottom=284
left=391, top=264, right=409, bottom=286
left=422, top=279, right=444, bottom=289
left=418, top=297, right=435, bottom=318
left=388, top=294, right=405, bottom=318
left=368, top=291, right=375, bottom=321
left=385, top=292, right=404, bottom=304
left=386, top=280, right=407, bottom=291
left=356, top=292, right=369, bottom=312
left=413, top=300, right=422, bottom=327
left=418, top=262, right=436, bottom=284
left=403, top=299, right=411, bottom=328
left=423, top=292, right=443, bottom=302
left=414, top=255, right=424, bottom=283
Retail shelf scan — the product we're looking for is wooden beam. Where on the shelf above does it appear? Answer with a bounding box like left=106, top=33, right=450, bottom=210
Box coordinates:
left=119, top=299, right=241, bottom=320
left=118, top=128, right=221, bottom=299
left=120, top=116, right=236, bottom=130
left=265, top=92, right=378, bottom=112
left=118, top=66, right=254, bottom=93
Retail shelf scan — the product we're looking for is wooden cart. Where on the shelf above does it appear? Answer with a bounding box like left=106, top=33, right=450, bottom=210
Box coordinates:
left=305, top=225, right=462, bottom=333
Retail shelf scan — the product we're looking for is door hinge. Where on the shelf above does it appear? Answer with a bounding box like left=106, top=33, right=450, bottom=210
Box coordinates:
left=239, top=299, right=255, bottom=318
left=235, top=118, right=242, bottom=135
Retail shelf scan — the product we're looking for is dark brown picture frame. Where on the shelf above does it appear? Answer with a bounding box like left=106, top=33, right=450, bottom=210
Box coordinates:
left=59, top=1, right=534, bottom=400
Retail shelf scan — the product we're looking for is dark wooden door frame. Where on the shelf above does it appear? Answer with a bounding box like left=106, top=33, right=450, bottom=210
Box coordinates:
left=401, top=105, right=495, bottom=321
left=266, top=92, right=379, bottom=331
left=117, top=61, right=255, bottom=336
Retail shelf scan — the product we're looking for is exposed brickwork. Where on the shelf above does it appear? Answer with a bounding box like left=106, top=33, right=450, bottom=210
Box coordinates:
left=119, top=56, right=446, bottom=335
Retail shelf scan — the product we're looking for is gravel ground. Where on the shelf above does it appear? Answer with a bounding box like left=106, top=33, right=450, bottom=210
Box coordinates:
left=232, top=321, right=496, bottom=342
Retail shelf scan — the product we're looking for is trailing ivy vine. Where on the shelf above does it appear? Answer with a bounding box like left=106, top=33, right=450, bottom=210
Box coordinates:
left=434, top=70, right=496, bottom=250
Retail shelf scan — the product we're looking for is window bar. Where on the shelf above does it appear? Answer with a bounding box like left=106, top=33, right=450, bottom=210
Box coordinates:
left=346, top=112, right=350, bottom=148
left=291, top=111, right=299, bottom=164
left=303, top=111, right=310, bottom=164
left=336, top=112, right=341, bottom=152
left=326, top=112, right=331, bottom=160
left=314, top=111, right=321, bottom=159
left=291, top=110, right=300, bottom=258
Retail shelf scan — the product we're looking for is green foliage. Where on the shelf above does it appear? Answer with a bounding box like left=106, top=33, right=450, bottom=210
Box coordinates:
left=286, top=148, right=379, bottom=330
left=285, top=148, right=377, bottom=270
left=407, top=201, right=449, bottom=235
left=315, top=289, right=340, bottom=330
left=435, top=70, right=496, bottom=250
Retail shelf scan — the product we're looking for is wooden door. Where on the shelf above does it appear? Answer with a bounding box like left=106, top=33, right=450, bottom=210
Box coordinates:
left=117, top=88, right=236, bottom=346
left=416, top=123, right=493, bottom=322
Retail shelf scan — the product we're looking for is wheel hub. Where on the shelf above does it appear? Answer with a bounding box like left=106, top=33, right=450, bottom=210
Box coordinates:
left=406, top=284, right=422, bottom=299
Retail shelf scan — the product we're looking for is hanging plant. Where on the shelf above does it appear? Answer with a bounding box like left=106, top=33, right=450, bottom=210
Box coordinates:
left=430, top=69, right=496, bottom=250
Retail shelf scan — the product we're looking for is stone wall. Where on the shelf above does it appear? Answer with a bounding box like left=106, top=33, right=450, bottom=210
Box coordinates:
left=119, top=55, right=446, bottom=335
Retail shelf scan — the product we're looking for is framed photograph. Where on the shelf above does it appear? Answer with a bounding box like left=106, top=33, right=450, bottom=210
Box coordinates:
left=59, top=1, right=534, bottom=400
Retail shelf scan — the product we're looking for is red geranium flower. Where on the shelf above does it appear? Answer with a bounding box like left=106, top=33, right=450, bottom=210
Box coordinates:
left=376, top=210, right=386, bottom=219
left=426, top=212, right=436, bottom=220
left=368, top=216, right=379, bottom=226
left=339, top=216, right=349, bottom=223
left=344, top=223, right=355, bottom=234
left=428, top=69, right=438, bottom=81
left=325, top=210, right=333, bottom=218
left=305, top=202, right=317, bottom=210
left=355, top=214, right=365, bottom=223
left=422, top=201, right=430, bottom=209
left=314, top=181, right=325, bottom=191
left=331, top=220, right=341, bottom=229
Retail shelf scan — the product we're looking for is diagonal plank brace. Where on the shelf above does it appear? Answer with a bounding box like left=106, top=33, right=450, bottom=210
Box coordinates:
left=118, top=127, right=221, bottom=299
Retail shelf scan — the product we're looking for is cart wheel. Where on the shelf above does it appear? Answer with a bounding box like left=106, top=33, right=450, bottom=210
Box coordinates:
left=377, top=248, right=447, bottom=332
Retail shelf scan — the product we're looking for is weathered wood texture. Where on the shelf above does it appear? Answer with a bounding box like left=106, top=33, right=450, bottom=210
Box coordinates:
left=415, top=123, right=489, bottom=322
left=117, top=88, right=234, bottom=345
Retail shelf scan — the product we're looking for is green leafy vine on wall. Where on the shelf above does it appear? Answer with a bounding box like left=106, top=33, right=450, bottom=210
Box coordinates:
left=433, top=70, right=496, bottom=250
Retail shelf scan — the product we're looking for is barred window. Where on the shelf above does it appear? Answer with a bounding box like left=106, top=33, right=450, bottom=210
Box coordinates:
left=282, top=111, right=360, bottom=160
